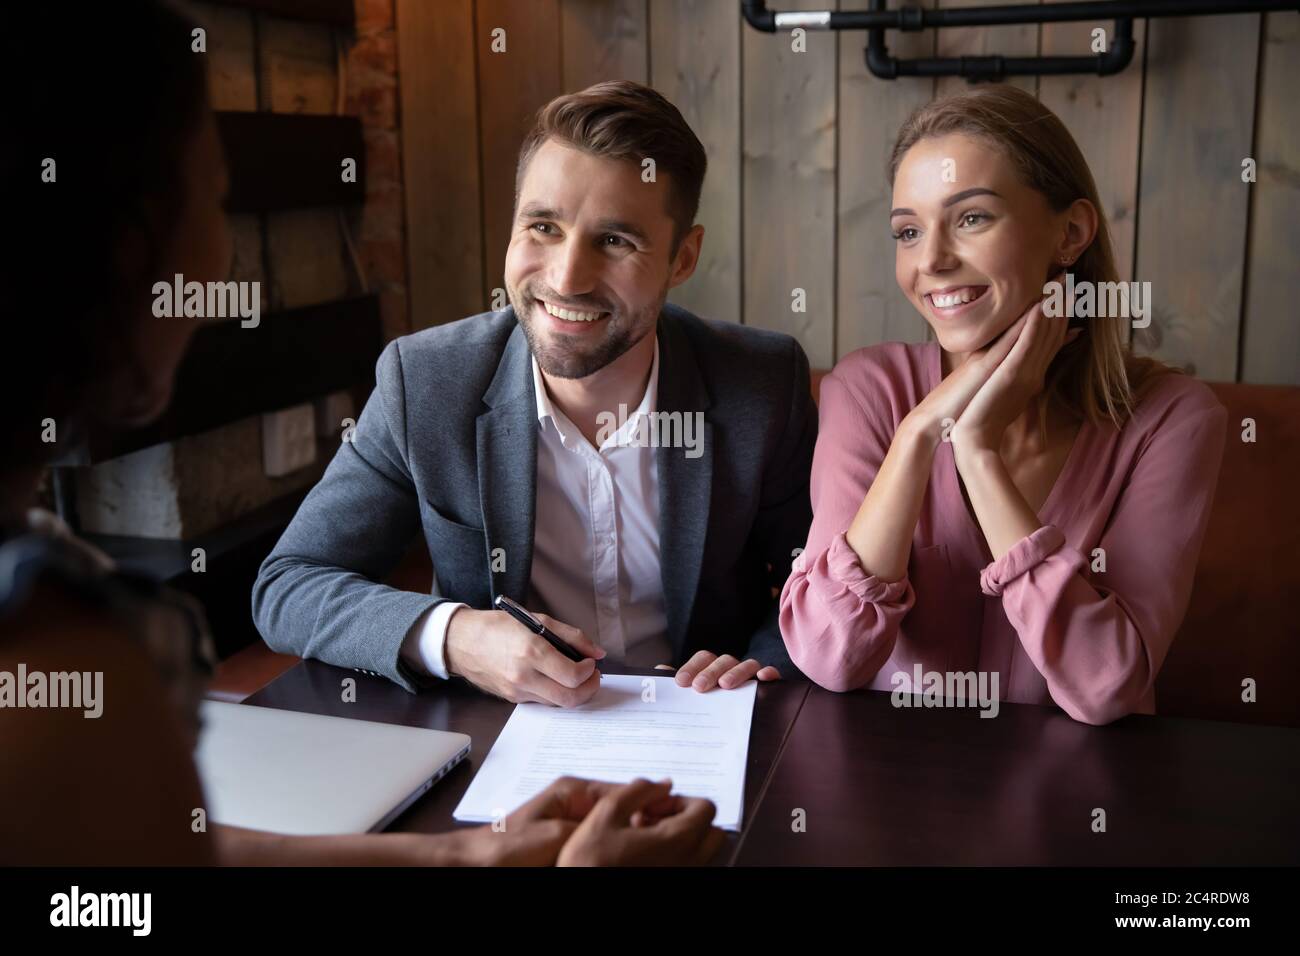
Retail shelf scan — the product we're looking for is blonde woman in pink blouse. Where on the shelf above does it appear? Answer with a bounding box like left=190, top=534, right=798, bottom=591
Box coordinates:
left=779, top=85, right=1227, bottom=725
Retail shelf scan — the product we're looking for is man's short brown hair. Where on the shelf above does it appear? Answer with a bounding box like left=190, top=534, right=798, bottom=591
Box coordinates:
left=515, top=80, right=707, bottom=256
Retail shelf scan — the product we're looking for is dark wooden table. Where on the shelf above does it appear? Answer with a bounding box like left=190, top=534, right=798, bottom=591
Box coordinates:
left=734, top=686, right=1300, bottom=866
left=245, top=661, right=810, bottom=865
left=246, top=663, right=1299, bottom=866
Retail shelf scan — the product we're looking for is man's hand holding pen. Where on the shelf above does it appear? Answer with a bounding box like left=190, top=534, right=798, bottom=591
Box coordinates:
left=445, top=605, right=604, bottom=707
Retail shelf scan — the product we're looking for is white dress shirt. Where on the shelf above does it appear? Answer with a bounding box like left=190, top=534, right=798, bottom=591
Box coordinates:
left=401, top=341, right=671, bottom=679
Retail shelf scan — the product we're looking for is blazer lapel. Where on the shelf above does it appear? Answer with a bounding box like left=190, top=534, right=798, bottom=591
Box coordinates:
left=476, top=318, right=537, bottom=604
left=655, top=312, right=714, bottom=660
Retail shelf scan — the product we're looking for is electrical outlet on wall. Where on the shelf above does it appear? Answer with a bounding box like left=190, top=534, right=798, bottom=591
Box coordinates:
left=262, top=403, right=317, bottom=477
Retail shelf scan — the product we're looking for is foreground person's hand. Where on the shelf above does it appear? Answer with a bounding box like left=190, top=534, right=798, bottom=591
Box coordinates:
left=448, top=776, right=610, bottom=865
left=557, top=778, right=725, bottom=866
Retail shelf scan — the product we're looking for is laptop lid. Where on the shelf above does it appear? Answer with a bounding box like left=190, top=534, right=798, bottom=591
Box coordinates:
left=195, top=701, right=470, bottom=836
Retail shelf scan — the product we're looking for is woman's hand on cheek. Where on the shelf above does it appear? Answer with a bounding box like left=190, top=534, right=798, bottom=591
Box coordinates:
left=950, top=299, right=1078, bottom=458
left=903, top=307, right=1032, bottom=447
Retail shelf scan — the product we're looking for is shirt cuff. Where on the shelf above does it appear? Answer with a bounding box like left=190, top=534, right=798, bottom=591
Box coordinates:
left=979, top=525, right=1067, bottom=596
left=821, top=532, right=911, bottom=605
left=399, top=601, right=466, bottom=680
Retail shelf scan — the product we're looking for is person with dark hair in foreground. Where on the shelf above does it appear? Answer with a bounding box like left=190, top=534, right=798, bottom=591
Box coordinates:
left=0, top=1, right=722, bottom=866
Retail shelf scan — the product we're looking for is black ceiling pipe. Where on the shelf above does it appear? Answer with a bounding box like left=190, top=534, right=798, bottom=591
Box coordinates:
left=745, top=0, right=1298, bottom=32
left=741, top=0, right=776, bottom=32
left=747, top=0, right=1284, bottom=80
left=867, top=7, right=1135, bottom=80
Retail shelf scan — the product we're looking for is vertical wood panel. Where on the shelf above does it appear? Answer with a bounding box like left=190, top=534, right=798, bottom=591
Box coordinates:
left=1038, top=7, right=1144, bottom=284
left=836, top=0, right=935, bottom=359
left=1240, top=12, right=1300, bottom=385
left=265, top=209, right=351, bottom=309
left=743, top=0, right=839, bottom=368
left=1134, top=13, right=1260, bottom=380
left=650, top=0, right=742, bottom=324
left=561, top=0, right=648, bottom=90
left=396, top=0, right=483, bottom=329
left=476, top=0, right=564, bottom=306
left=205, top=3, right=266, bottom=314
left=204, top=4, right=259, bottom=111
left=258, top=16, right=347, bottom=312
left=935, top=0, right=1040, bottom=100
left=256, top=15, right=337, bottom=113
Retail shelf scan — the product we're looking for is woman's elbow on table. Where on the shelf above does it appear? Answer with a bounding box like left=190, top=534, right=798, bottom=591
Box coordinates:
left=779, top=579, right=900, bottom=694
left=1048, top=670, right=1155, bottom=727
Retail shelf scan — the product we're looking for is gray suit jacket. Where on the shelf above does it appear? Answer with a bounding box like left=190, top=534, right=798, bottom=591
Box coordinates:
left=252, top=303, right=816, bottom=692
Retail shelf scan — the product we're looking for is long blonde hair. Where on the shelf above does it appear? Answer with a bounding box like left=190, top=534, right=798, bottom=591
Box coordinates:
left=888, top=84, right=1174, bottom=430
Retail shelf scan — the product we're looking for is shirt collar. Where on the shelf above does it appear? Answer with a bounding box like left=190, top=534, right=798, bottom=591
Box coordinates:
left=531, top=337, right=660, bottom=434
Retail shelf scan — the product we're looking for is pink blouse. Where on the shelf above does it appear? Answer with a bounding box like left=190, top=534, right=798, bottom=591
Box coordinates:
left=779, top=341, right=1228, bottom=725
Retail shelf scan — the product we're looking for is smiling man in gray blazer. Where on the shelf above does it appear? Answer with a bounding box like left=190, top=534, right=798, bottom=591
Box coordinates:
left=252, top=81, right=815, bottom=706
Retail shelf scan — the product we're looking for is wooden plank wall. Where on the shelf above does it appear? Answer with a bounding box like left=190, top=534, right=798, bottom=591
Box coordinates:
left=395, top=0, right=482, bottom=327
left=396, top=1, right=1299, bottom=384
left=1134, top=12, right=1261, bottom=381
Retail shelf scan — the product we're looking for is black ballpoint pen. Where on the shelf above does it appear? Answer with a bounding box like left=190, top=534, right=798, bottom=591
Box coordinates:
left=493, top=594, right=590, bottom=662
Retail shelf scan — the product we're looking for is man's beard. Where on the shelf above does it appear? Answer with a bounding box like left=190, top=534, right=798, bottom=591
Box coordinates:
left=510, top=285, right=663, bottom=380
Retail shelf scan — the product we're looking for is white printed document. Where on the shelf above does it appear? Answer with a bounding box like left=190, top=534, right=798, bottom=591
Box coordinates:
left=453, top=674, right=757, bottom=831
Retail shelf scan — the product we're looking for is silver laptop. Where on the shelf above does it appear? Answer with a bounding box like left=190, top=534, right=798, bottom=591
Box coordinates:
left=195, top=701, right=470, bottom=835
